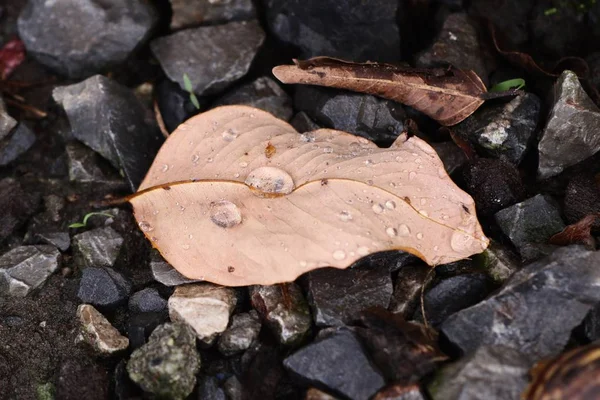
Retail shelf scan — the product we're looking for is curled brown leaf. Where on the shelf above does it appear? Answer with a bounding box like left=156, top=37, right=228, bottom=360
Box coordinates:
left=549, top=214, right=600, bottom=247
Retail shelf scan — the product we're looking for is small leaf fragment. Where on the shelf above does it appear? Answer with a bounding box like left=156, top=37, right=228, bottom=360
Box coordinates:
left=182, top=73, right=193, bottom=92
left=490, top=78, right=525, bottom=92
left=549, top=214, right=599, bottom=247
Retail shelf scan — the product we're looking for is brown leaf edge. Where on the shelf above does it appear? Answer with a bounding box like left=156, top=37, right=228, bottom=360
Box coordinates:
left=549, top=213, right=600, bottom=247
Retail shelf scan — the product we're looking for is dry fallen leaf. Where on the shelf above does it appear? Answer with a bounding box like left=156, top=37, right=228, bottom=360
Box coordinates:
left=131, top=105, right=488, bottom=286
left=272, top=57, right=489, bottom=126
left=549, top=214, right=599, bottom=248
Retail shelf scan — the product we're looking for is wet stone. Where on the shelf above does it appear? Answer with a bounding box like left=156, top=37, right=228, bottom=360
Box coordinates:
left=72, top=227, right=124, bottom=268
left=582, top=303, right=600, bottom=342
left=78, top=267, right=132, bottom=309
left=197, top=376, right=227, bottom=400
left=531, top=3, right=587, bottom=59
left=18, top=0, right=158, bottom=78
left=454, top=93, right=540, bottom=165
left=0, top=245, right=59, bottom=297
left=127, top=311, right=169, bottom=350
left=460, top=158, right=525, bottom=217
left=564, top=174, right=600, bottom=229
left=473, top=241, right=521, bottom=284
left=0, top=123, right=36, bottom=166
left=33, top=231, right=70, bottom=252
left=250, top=283, right=312, bottom=346
left=429, top=142, right=468, bottom=175
left=127, top=323, right=200, bottom=400
left=538, top=70, right=600, bottom=179
left=291, top=112, right=321, bottom=133
left=427, top=346, right=530, bottom=400
left=149, top=250, right=201, bottom=286
left=295, top=86, right=406, bottom=146
left=264, top=0, right=400, bottom=63
left=284, top=329, right=385, bottom=400
left=494, top=194, right=565, bottom=254
left=168, top=283, right=237, bottom=345
left=307, top=266, right=393, bottom=327
left=65, top=142, right=113, bottom=183
left=53, top=75, right=164, bottom=190
left=223, top=375, right=243, bottom=400
left=0, top=95, right=17, bottom=140
left=441, top=246, right=600, bottom=360
left=416, top=13, right=490, bottom=85
left=389, top=264, right=433, bottom=318
left=373, top=384, right=425, bottom=400
left=128, top=288, right=167, bottom=314
left=170, top=0, right=256, bottom=30
left=0, top=178, right=40, bottom=243
left=77, top=304, right=129, bottom=355
left=413, top=273, right=495, bottom=328
left=217, top=311, right=262, bottom=356
left=151, top=20, right=265, bottom=96
left=155, top=79, right=201, bottom=133
left=213, top=76, right=293, bottom=121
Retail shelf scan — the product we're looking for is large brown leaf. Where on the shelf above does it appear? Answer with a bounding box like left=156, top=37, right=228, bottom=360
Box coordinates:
left=272, top=57, right=487, bottom=126
left=132, top=105, right=488, bottom=286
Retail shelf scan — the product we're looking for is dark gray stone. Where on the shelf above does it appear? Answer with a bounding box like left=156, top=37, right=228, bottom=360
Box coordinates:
left=72, top=227, right=124, bottom=268
left=128, top=288, right=167, bottom=314
left=294, top=86, right=406, bottom=146
left=0, top=245, right=59, bottom=297
left=155, top=79, right=199, bottom=133
left=127, top=323, right=200, bottom=399
left=250, top=283, right=312, bottom=345
left=414, top=273, right=495, bottom=327
left=0, top=123, right=36, bottom=166
left=34, top=231, right=70, bottom=252
left=197, top=376, right=226, bottom=400
left=582, top=303, right=600, bottom=342
left=264, top=0, right=400, bottom=63
left=416, top=13, right=490, bottom=84
left=538, top=70, right=600, bottom=179
left=307, top=266, right=392, bottom=327
left=0, top=178, right=40, bottom=243
left=78, top=267, right=132, bottom=308
left=213, top=77, right=293, bottom=121
left=127, top=311, right=169, bottom=350
left=217, top=311, right=261, bottom=356
left=18, top=0, right=158, bottom=78
left=374, top=384, right=425, bottom=400
left=0, top=95, right=17, bottom=141
left=223, top=376, right=243, bottom=400
left=430, top=142, right=468, bottom=175
left=454, top=94, right=540, bottom=165
left=151, top=20, right=265, bottom=96
left=291, top=112, right=321, bottom=133
left=427, top=346, right=530, bottom=400
left=53, top=75, right=164, bottom=191
left=441, top=246, right=600, bottom=360
left=494, top=194, right=565, bottom=253
left=564, top=174, right=600, bottom=229
left=284, top=329, right=385, bottom=400
left=531, top=3, right=586, bottom=59
left=469, top=0, right=533, bottom=47
left=170, top=0, right=256, bottom=30
left=473, top=241, right=521, bottom=284
left=389, top=264, right=431, bottom=318
left=149, top=250, right=201, bottom=286
left=65, top=142, right=112, bottom=183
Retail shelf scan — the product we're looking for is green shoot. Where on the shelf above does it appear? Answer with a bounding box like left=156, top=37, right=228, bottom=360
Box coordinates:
left=490, top=78, right=526, bottom=93
left=183, top=73, right=200, bottom=109
left=544, top=7, right=558, bottom=15
left=69, top=212, right=114, bottom=228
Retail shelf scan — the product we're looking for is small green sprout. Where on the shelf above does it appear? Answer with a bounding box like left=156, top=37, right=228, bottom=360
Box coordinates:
left=544, top=7, right=558, bottom=15
left=490, top=78, right=526, bottom=93
left=183, top=73, right=200, bottom=109
left=68, top=212, right=114, bottom=228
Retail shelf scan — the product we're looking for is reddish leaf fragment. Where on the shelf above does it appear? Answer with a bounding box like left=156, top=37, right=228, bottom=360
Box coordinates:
left=549, top=214, right=599, bottom=247
left=0, top=39, right=26, bottom=80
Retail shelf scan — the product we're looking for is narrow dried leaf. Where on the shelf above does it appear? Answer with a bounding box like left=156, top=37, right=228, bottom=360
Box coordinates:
left=133, top=106, right=488, bottom=286
left=0, top=39, right=26, bottom=80
left=549, top=214, right=599, bottom=247
left=272, top=57, right=487, bottom=126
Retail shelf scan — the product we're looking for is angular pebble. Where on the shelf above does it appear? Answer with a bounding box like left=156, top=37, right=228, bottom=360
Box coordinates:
left=389, top=264, right=432, bottom=317
left=78, top=267, right=132, bottom=308
left=474, top=241, right=521, bottom=284
left=197, top=376, right=227, bottom=400
left=168, top=283, right=237, bottom=345
left=563, top=174, right=600, bottom=229
left=72, top=227, right=124, bottom=268
left=0, top=95, right=17, bottom=140
left=494, top=194, right=565, bottom=253
left=441, top=246, right=600, bottom=360
left=18, top=0, right=157, bottom=78
left=454, top=93, right=540, bottom=165
left=250, top=283, right=312, bottom=346
left=0, top=178, right=40, bottom=242
left=128, top=288, right=167, bottom=314
left=538, top=70, right=600, bottom=179
left=150, top=250, right=201, bottom=286
left=430, top=142, right=468, bottom=175
left=284, top=329, right=385, bottom=400
left=0, top=245, right=59, bottom=297
left=65, top=142, right=112, bottom=183
left=0, top=123, right=36, bottom=166
left=77, top=304, right=129, bottom=355
left=213, top=76, right=293, bottom=121
left=427, top=346, right=530, bottom=400
left=127, top=323, right=200, bottom=399
left=264, top=0, right=400, bottom=62
left=53, top=75, right=164, bottom=190
left=217, top=311, right=261, bottom=356
left=151, top=20, right=265, bottom=96
left=170, top=0, right=256, bottom=30
left=307, top=266, right=392, bottom=327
